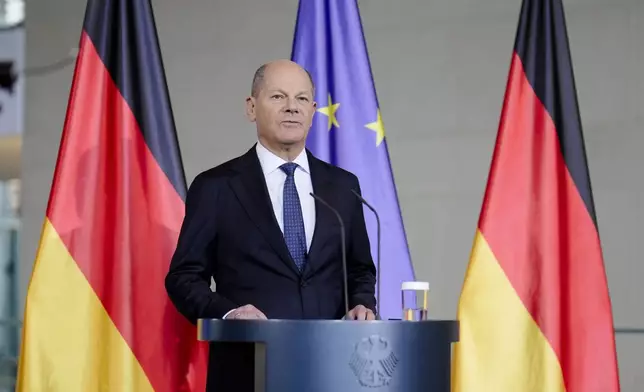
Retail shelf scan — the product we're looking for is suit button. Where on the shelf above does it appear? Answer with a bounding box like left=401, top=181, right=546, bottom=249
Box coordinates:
left=300, top=280, right=308, bottom=287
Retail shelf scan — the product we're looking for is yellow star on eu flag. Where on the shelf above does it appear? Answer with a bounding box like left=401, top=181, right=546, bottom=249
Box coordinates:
left=365, top=109, right=385, bottom=146
left=317, top=94, right=340, bottom=130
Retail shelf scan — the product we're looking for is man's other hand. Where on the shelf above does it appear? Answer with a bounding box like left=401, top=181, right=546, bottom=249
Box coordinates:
left=345, top=304, right=375, bottom=320
left=227, top=304, right=267, bottom=319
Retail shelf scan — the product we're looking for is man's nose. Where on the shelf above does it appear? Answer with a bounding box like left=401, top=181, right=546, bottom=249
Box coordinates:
left=284, top=98, right=300, bottom=113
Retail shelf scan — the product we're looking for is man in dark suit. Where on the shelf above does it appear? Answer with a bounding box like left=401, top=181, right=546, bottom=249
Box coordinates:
left=165, top=59, right=377, bottom=391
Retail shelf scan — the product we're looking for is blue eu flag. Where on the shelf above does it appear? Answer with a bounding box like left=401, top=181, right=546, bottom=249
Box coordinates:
left=291, top=0, right=415, bottom=319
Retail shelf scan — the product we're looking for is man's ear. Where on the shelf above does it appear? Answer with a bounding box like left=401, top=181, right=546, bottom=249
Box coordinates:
left=245, top=96, right=256, bottom=122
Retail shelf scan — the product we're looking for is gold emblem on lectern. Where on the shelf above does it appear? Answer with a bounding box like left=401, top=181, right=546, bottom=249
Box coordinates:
left=349, top=335, right=399, bottom=387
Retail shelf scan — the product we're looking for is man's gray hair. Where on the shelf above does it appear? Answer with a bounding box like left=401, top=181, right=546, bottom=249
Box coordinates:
left=251, top=63, right=315, bottom=97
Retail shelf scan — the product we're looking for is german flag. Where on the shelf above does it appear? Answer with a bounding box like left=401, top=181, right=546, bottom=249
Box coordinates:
left=16, top=0, right=207, bottom=390
left=452, top=0, right=620, bottom=391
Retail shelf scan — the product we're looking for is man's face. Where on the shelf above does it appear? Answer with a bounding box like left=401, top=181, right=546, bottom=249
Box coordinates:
left=246, top=62, right=316, bottom=149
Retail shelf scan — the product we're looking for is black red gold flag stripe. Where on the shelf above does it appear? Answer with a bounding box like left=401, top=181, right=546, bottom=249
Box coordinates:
left=16, top=0, right=207, bottom=390
left=452, top=0, right=620, bottom=391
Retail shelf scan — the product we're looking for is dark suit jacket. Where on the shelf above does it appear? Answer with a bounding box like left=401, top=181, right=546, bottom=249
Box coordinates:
left=165, top=145, right=376, bottom=390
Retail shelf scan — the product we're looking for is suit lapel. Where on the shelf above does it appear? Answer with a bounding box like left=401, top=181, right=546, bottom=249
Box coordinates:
left=229, top=147, right=300, bottom=278
left=303, top=152, right=339, bottom=278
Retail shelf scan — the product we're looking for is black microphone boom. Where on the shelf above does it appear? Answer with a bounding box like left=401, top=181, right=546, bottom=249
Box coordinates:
left=351, top=189, right=381, bottom=318
left=309, top=192, right=349, bottom=318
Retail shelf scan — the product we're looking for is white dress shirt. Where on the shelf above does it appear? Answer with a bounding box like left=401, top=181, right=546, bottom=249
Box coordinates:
left=223, top=142, right=316, bottom=319
left=255, top=141, right=316, bottom=251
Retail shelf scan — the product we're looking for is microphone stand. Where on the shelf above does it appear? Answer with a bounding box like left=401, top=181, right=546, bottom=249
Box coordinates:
left=351, top=189, right=381, bottom=318
left=309, top=192, right=349, bottom=318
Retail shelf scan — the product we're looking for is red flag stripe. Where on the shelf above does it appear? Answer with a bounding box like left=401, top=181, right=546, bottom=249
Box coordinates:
left=478, top=53, right=619, bottom=391
left=82, top=0, right=188, bottom=200
left=46, top=32, right=199, bottom=392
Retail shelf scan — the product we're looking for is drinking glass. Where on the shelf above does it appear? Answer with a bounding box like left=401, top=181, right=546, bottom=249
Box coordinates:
left=401, top=281, right=429, bottom=321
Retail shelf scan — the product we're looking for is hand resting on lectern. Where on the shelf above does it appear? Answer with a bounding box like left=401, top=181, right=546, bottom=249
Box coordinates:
left=225, top=304, right=267, bottom=320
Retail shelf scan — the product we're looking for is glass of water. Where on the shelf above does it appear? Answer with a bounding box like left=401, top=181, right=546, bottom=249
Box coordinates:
left=401, top=281, right=429, bottom=321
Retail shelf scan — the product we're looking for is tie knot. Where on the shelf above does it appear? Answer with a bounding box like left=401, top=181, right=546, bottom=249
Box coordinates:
left=280, top=162, right=298, bottom=177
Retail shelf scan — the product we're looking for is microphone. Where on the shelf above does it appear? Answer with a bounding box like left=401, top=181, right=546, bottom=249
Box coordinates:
left=351, top=189, right=381, bottom=319
left=309, top=192, right=349, bottom=318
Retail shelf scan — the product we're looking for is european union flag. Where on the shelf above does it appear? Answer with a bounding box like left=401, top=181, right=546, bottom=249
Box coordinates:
left=291, top=0, right=415, bottom=319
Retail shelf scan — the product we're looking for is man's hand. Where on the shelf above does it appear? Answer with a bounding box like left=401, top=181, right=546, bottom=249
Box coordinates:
left=227, top=304, right=267, bottom=320
left=345, top=304, right=375, bottom=320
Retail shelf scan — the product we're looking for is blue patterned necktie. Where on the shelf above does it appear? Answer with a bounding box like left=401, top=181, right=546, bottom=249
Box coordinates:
left=280, top=162, right=307, bottom=272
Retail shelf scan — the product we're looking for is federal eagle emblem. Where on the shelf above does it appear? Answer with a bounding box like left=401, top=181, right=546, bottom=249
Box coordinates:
left=349, top=334, right=399, bottom=388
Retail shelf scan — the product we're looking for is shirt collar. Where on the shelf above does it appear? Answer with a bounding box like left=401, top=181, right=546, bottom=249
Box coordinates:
left=255, top=141, right=310, bottom=175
